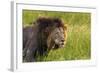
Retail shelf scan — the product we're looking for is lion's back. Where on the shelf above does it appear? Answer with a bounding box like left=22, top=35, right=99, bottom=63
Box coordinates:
left=23, top=26, right=38, bottom=49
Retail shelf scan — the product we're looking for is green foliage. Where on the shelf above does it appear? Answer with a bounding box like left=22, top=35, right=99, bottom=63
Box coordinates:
left=23, top=10, right=91, bottom=61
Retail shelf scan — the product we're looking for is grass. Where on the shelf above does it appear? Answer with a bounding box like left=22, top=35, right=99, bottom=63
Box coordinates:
left=23, top=10, right=91, bottom=61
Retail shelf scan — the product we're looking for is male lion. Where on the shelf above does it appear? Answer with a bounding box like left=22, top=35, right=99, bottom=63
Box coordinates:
left=23, top=17, right=67, bottom=62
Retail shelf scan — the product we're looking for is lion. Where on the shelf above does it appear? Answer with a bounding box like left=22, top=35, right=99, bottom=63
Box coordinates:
left=23, top=17, right=67, bottom=62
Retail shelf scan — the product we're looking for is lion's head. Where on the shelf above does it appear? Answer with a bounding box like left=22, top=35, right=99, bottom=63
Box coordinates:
left=47, top=25, right=67, bottom=50
left=34, top=17, right=67, bottom=50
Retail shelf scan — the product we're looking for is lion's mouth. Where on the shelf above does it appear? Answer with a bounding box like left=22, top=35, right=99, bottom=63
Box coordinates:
left=54, top=44, right=64, bottom=49
left=54, top=44, right=59, bottom=49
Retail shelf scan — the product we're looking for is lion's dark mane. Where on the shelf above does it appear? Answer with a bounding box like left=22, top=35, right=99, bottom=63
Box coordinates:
left=37, top=17, right=64, bottom=29
left=23, top=17, right=64, bottom=62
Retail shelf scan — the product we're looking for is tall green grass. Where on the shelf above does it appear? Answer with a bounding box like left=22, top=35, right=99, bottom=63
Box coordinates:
left=23, top=10, right=91, bottom=61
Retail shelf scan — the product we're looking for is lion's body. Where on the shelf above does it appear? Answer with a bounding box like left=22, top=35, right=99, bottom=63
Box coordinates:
left=23, top=17, right=67, bottom=62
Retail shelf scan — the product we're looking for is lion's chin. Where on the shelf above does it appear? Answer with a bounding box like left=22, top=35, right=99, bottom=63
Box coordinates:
left=59, top=45, right=64, bottom=48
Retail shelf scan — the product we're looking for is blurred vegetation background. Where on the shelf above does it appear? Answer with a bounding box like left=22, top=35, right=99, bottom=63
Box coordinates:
left=23, top=10, right=91, bottom=61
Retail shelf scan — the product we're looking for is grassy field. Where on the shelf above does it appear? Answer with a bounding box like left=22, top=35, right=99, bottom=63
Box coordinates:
left=23, top=10, right=91, bottom=61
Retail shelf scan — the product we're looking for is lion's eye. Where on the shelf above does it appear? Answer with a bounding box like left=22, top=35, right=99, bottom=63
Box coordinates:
left=55, top=31, right=58, bottom=34
left=56, top=32, right=58, bottom=34
left=55, top=33, right=58, bottom=36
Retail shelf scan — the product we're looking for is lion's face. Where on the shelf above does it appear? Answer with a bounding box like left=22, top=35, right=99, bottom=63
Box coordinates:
left=47, top=26, right=67, bottom=49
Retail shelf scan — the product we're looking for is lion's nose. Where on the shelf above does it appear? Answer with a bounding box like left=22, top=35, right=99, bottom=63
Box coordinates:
left=61, top=39, right=65, bottom=42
